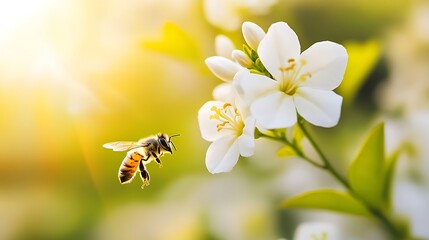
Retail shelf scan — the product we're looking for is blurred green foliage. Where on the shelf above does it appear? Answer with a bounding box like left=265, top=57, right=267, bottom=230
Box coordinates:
left=0, top=0, right=423, bottom=239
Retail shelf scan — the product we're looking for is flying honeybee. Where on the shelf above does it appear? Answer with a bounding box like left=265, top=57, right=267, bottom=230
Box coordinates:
left=103, top=133, right=179, bottom=188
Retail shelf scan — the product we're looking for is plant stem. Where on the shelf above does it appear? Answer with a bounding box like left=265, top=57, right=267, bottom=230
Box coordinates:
left=367, top=207, right=404, bottom=239
left=261, top=133, right=325, bottom=169
left=260, top=124, right=403, bottom=238
left=296, top=120, right=403, bottom=239
left=296, top=120, right=350, bottom=188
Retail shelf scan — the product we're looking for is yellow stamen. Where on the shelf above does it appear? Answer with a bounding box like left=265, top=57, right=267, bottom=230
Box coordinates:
left=278, top=58, right=312, bottom=95
left=209, top=104, right=244, bottom=136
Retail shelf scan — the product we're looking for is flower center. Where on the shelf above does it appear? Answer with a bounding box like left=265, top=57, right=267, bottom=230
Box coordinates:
left=278, top=58, right=312, bottom=95
left=209, top=103, right=244, bottom=136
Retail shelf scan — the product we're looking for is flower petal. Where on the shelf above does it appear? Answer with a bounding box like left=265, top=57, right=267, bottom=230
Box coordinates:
left=198, top=101, right=228, bottom=142
left=258, top=22, right=301, bottom=80
left=234, top=69, right=277, bottom=104
left=215, top=35, right=235, bottom=59
left=300, top=41, right=348, bottom=90
left=294, top=87, right=343, bottom=128
left=206, top=135, right=240, bottom=173
left=238, top=116, right=256, bottom=157
left=242, top=21, right=265, bottom=50
left=212, top=82, right=236, bottom=103
left=251, top=92, right=297, bottom=129
left=205, top=56, right=240, bottom=82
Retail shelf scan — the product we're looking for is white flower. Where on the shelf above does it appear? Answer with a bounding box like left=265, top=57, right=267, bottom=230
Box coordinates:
left=205, top=56, right=241, bottom=103
left=206, top=35, right=245, bottom=102
left=203, top=0, right=278, bottom=31
left=385, top=112, right=429, bottom=238
left=378, top=4, right=429, bottom=116
left=294, top=222, right=341, bottom=240
left=198, top=100, right=255, bottom=173
left=236, top=22, right=348, bottom=129
left=295, top=222, right=341, bottom=240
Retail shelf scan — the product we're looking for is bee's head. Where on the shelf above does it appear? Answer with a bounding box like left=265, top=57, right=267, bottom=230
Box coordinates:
left=158, top=133, right=179, bottom=154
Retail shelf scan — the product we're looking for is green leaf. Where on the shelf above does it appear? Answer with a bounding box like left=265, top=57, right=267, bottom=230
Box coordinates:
left=382, top=152, right=399, bottom=209
left=281, top=189, right=370, bottom=216
left=338, top=40, right=381, bottom=104
left=382, top=143, right=409, bottom=209
left=254, top=128, right=264, bottom=139
left=254, top=58, right=264, bottom=71
left=249, top=69, right=263, bottom=74
left=141, top=22, right=200, bottom=61
left=348, top=123, right=385, bottom=208
left=242, top=44, right=258, bottom=61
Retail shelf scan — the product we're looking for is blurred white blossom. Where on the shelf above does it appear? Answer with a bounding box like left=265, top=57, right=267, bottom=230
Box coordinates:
left=378, top=5, right=429, bottom=238
left=378, top=4, right=429, bottom=115
left=394, top=177, right=429, bottom=239
left=203, top=0, right=277, bottom=31
left=294, top=222, right=341, bottom=240
left=236, top=22, right=348, bottom=129
left=215, top=35, right=236, bottom=59
left=385, top=113, right=429, bottom=239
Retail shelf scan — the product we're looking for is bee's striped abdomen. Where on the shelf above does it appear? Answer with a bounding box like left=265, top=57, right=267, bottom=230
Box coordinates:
left=118, top=152, right=144, bottom=183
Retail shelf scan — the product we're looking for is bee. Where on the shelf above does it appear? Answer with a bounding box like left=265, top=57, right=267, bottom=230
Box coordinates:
left=103, top=133, right=179, bottom=188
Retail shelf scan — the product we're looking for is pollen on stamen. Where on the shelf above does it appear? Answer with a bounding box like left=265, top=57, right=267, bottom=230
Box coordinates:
left=280, top=63, right=296, bottom=72
left=216, top=121, right=229, bottom=132
left=299, top=72, right=312, bottom=81
left=288, top=58, right=295, bottom=63
left=222, top=103, right=232, bottom=109
left=286, top=64, right=296, bottom=71
left=210, top=106, right=218, bottom=112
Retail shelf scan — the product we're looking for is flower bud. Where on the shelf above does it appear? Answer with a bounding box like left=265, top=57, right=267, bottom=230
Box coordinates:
left=205, top=56, right=240, bottom=82
left=242, top=21, right=265, bottom=50
left=232, top=50, right=253, bottom=68
left=215, top=35, right=235, bottom=59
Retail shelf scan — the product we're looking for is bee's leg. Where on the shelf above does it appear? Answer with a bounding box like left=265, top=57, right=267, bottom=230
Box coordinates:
left=151, top=153, right=163, bottom=168
left=139, top=160, right=150, bottom=188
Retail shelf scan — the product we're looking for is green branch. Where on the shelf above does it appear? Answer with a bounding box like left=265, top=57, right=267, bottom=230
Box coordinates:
left=260, top=132, right=326, bottom=169
left=296, top=121, right=404, bottom=240
left=296, top=120, right=350, bottom=188
left=261, top=121, right=405, bottom=239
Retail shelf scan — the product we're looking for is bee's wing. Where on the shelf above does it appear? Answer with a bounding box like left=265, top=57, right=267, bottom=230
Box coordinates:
left=102, top=141, right=147, bottom=152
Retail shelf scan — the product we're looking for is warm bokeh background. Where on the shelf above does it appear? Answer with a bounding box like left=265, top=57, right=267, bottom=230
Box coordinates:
left=0, top=0, right=428, bottom=239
